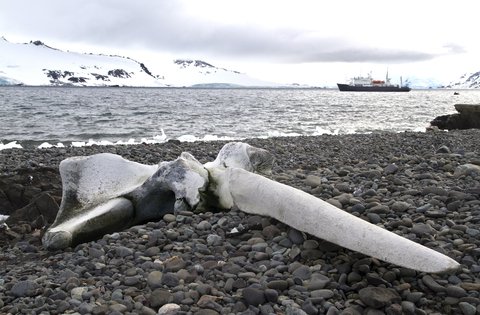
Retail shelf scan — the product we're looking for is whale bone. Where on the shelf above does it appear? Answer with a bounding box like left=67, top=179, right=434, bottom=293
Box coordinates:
left=126, top=152, right=209, bottom=224
left=42, top=142, right=460, bottom=273
left=43, top=152, right=210, bottom=249
left=205, top=141, right=275, bottom=174
left=208, top=167, right=460, bottom=273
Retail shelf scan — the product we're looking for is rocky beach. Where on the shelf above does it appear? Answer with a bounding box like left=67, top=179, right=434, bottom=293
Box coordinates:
left=1, top=130, right=479, bottom=315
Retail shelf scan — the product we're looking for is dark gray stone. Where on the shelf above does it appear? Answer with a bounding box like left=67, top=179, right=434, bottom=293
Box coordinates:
left=266, top=280, right=289, bottom=291
left=115, top=245, right=133, bottom=257
left=421, top=275, right=445, bottom=293
left=445, top=285, right=467, bottom=298
left=147, top=271, right=163, bottom=289
left=358, top=287, right=401, bottom=309
left=292, top=265, right=312, bottom=280
left=10, top=280, right=40, bottom=297
left=242, top=287, right=265, bottom=306
left=287, top=228, right=305, bottom=245
left=458, top=302, right=477, bottom=315
left=264, top=288, right=278, bottom=303
left=161, top=272, right=179, bottom=287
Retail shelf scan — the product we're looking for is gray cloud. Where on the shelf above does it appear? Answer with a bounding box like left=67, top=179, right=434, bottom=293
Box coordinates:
left=443, top=43, right=466, bottom=54
left=293, top=48, right=436, bottom=63
left=0, top=0, right=460, bottom=64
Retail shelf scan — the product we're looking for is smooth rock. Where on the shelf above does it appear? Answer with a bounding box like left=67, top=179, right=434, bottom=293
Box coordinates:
left=10, top=280, right=40, bottom=297
left=267, top=280, right=289, bottom=291
left=391, top=201, right=410, bottom=212
left=458, top=302, right=477, bottom=315
left=157, top=303, right=181, bottom=315
left=147, top=271, right=163, bottom=289
left=421, top=275, right=445, bottom=292
left=358, top=287, right=401, bottom=309
left=243, top=287, right=266, bottom=306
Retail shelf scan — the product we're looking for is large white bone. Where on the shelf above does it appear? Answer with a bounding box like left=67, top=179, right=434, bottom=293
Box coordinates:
left=43, top=153, right=158, bottom=249
left=54, top=153, right=158, bottom=224
left=42, top=142, right=460, bottom=273
left=206, top=167, right=460, bottom=273
left=43, top=152, right=208, bottom=249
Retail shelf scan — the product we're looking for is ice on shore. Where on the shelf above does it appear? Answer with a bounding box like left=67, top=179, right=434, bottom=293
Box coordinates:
left=0, top=214, right=9, bottom=224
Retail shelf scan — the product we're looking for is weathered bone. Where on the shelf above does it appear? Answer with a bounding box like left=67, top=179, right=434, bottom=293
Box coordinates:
left=42, top=142, right=460, bottom=273
left=125, top=152, right=209, bottom=225
left=43, top=153, right=157, bottom=249
left=207, top=167, right=460, bottom=273
left=205, top=142, right=274, bottom=174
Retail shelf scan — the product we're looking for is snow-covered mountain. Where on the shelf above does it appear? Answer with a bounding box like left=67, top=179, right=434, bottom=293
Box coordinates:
left=155, top=59, right=278, bottom=87
left=0, top=38, right=165, bottom=87
left=446, top=71, right=480, bottom=89
left=0, top=38, right=277, bottom=87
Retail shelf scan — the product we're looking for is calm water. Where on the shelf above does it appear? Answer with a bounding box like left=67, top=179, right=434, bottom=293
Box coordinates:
left=1, top=86, right=479, bottom=149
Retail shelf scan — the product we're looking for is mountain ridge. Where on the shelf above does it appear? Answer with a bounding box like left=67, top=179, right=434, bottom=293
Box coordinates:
left=446, top=71, right=480, bottom=89
left=0, top=38, right=278, bottom=87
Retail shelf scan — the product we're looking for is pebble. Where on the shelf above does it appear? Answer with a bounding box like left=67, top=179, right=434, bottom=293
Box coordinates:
left=421, top=275, right=446, bottom=293
left=267, top=280, right=289, bottom=291
left=10, top=280, right=39, bottom=297
left=311, top=289, right=334, bottom=299
left=358, top=287, right=401, bottom=309
left=242, top=287, right=266, bottom=306
left=458, top=302, right=477, bottom=315
left=446, top=285, right=467, bottom=298
left=157, top=303, right=181, bottom=315
left=147, top=271, right=163, bottom=289
left=391, top=201, right=410, bottom=212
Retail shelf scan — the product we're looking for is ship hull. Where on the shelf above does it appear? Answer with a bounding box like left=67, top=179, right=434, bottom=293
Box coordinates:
left=337, top=83, right=411, bottom=92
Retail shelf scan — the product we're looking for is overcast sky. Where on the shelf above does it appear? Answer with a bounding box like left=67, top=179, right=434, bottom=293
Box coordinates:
left=1, top=0, right=478, bottom=85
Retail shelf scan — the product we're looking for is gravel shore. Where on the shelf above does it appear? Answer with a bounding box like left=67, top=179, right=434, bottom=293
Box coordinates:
left=1, top=130, right=479, bottom=315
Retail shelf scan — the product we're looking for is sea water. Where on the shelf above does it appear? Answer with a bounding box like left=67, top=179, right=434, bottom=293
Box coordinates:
left=1, top=86, right=479, bottom=150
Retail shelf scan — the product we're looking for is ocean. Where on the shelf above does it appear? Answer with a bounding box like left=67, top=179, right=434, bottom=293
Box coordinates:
left=1, top=86, right=479, bottom=150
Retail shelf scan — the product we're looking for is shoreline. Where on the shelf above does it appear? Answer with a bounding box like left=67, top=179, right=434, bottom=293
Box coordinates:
left=0, top=129, right=427, bottom=152
left=1, top=130, right=479, bottom=314
left=0, top=127, right=466, bottom=151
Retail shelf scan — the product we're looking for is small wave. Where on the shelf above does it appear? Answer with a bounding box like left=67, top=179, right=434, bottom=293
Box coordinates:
left=0, top=214, right=9, bottom=223
left=312, top=126, right=358, bottom=135
left=0, top=141, right=23, bottom=150
left=38, top=142, right=66, bottom=149
left=177, top=134, right=238, bottom=142
left=266, top=131, right=303, bottom=138
left=69, top=130, right=168, bottom=147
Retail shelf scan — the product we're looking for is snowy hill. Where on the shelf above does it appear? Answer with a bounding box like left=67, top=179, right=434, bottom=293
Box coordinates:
left=157, top=59, right=278, bottom=87
left=0, top=38, right=277, bottom=87
left=0, top=38, right=164, bottom=87
left=446, top=71, right=480, bottom=89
